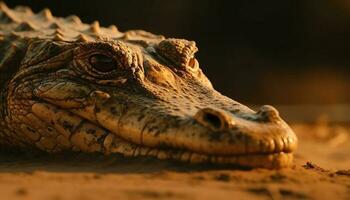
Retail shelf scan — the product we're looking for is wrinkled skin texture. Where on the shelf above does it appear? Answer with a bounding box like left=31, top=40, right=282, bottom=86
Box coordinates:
left=0, top=3, right=297, bottom=169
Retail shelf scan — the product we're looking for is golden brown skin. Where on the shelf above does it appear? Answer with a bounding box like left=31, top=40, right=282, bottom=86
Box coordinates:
left=0, top=3, right=297, bottom=169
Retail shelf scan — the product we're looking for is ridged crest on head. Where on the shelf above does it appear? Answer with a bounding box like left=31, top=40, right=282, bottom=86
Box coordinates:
left=0, top=2, right=165, bottom=43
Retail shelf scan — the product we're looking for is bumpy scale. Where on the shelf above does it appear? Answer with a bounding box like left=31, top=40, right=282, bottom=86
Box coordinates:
left=0, top=3, right=297, bottom=169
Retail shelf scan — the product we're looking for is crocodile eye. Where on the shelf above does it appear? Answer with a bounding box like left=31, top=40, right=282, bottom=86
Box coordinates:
left=187, top=57, right=198, bottom=70
left=89, top=54, right=117, bottom=72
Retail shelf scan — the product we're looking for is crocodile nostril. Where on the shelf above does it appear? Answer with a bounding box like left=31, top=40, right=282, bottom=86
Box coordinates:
left=257, top=105, right=280, bottom=122
left=203, top=113, right=222, bottom=129
left=194, top=108, right=235, bottom=131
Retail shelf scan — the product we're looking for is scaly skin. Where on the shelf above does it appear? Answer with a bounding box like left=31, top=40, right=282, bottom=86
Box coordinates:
left=0, top=3, right=297, bottom=169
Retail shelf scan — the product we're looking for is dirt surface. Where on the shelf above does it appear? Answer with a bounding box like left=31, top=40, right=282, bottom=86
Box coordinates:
left=0, top=122, right=349, bottom=200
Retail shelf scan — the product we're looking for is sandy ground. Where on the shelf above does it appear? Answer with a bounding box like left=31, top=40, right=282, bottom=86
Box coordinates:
left=0, top=122, right=349, bottom=200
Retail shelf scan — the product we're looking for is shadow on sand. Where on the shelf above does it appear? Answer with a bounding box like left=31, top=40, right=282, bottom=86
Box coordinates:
left=0, top=150, right=250, bottom=174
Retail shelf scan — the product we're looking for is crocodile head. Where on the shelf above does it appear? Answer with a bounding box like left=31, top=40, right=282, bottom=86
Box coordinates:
left=2, top=4, right=297, bottom=168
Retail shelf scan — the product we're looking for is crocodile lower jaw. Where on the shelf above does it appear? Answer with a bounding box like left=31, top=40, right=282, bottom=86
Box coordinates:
left=103, top=132, right=293, bottom=169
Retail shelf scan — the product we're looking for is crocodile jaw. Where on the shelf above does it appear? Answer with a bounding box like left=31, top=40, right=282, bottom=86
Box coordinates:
left=31, top=101, right=295, bottom=169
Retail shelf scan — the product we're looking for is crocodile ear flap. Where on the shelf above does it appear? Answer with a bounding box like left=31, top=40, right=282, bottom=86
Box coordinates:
left=156, top=38, right=198, bottom=69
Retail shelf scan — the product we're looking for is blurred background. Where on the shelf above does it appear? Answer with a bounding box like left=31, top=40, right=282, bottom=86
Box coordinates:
left=5, top=0, right=350, bottom=121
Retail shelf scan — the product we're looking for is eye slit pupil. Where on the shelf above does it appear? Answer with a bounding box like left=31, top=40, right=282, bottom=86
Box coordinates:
left=89, top=54, right=116, bottom=72
left=188, top=57, right=196, bottom=68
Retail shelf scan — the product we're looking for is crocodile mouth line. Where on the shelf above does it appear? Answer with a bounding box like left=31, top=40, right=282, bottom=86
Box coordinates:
left=103, top=130, right=294, bottom=169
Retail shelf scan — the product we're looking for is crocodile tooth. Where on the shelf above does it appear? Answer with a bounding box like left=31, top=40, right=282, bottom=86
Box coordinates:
left=38, top=8, right=53, bottom=21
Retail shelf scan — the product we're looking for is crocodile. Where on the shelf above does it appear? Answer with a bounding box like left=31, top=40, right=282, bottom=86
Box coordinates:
left=0, top=3, right=297, bottom=169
